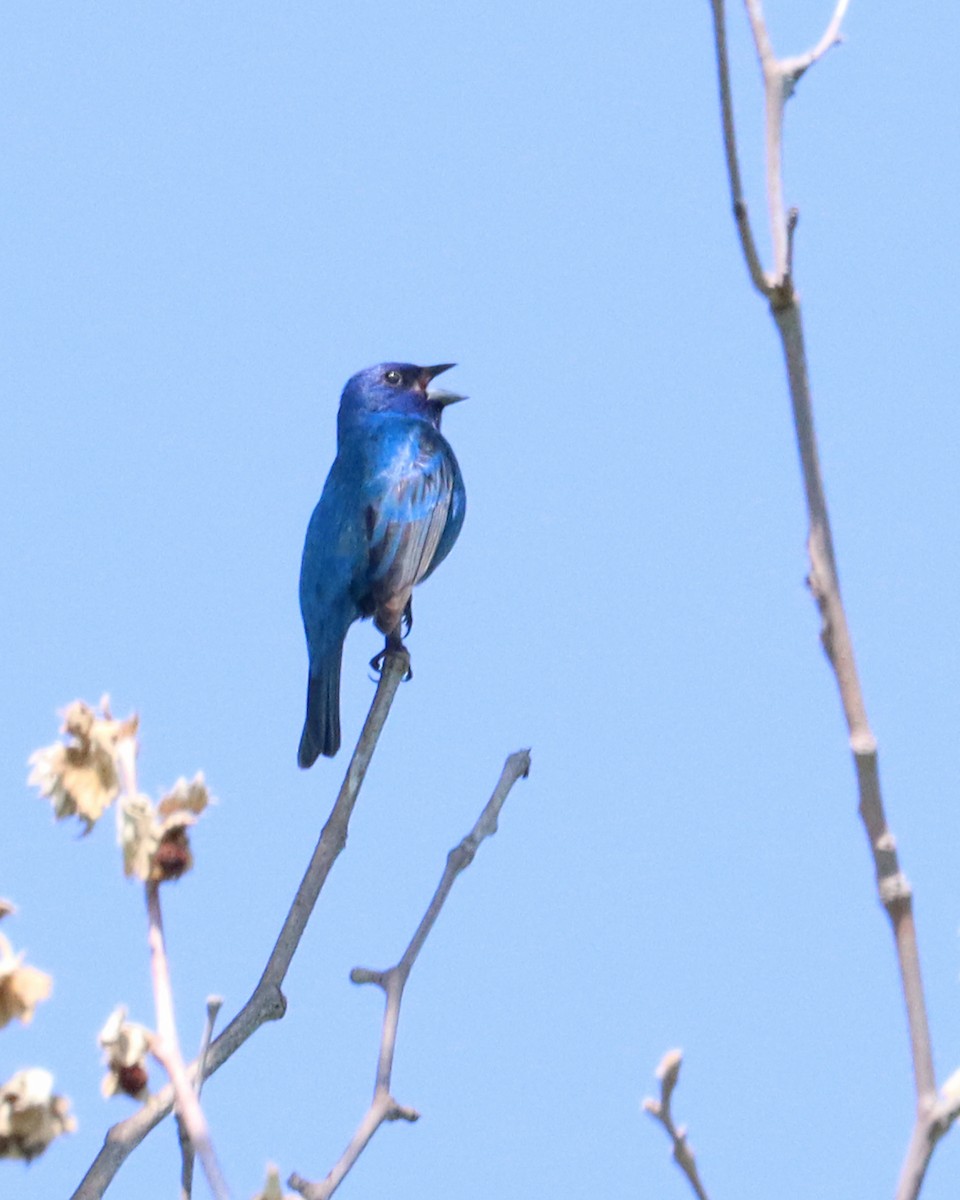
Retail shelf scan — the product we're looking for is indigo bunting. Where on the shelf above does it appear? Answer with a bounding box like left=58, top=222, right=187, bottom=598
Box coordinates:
left=298, top=362, right=467, bottom=766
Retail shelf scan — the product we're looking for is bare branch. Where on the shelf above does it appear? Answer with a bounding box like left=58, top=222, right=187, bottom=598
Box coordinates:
left=288, top=749, right=532, bottom=1200
left=642, top=1050, right=710, bottom=1200
left=706, top=2, right=948, bottom=1196
left=71, top=650, right=410, bottom=1200
left=179, top=996, right=223, bottom=1200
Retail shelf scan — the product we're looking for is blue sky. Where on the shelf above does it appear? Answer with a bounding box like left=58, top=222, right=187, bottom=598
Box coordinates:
left=4, top=2, right=960, bottom=1198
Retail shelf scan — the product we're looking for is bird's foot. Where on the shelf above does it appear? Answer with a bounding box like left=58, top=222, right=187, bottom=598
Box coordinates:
left=401, top=599, right=414, bottom=638
left=369, top=642, right=413, bottom=682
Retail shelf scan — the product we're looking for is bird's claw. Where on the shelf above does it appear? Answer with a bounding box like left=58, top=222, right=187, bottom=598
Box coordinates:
left=369, top=644, right=413, bottom=682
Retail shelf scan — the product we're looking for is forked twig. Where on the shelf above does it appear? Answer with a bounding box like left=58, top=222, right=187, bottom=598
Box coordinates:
left=288, top=749, right=532, bottom=1200
left=71, top=650, right=411, bottom=1200
left=742, top=0, right=849, bottom=288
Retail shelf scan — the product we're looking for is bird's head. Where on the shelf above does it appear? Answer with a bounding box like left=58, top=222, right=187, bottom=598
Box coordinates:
left=340, top=362, right=466, bottom=427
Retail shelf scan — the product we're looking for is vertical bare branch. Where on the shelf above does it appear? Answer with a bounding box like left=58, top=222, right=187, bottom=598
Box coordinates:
left=146, top=883, right=230, bottom=1200
left=116, top=728, right=229, bottom=1198
left=704, top=4, right=959, bottom=1198
left=71, top=650, right=410, bottom=1200
left=288, top=750, right=532, bottom=1200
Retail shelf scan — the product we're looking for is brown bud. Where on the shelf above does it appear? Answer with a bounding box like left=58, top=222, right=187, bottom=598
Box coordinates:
left=151, top=829, right=191, bottom=882
left=116, top=1063, right=149, bottom=1098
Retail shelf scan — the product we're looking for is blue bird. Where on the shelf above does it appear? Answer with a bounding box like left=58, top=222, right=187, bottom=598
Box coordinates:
left=298, top=362, right=467, bottom=766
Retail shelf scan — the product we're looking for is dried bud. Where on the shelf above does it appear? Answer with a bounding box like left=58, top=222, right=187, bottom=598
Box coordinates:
left=0, top=1069, right=76, bottom=1161
left=0, top=933, right=52, bottom=1029
left=0, top=900, right=16, bottom=921
left=119, top=773, right=211, bottom=883
left=28, top=698, right=137, bottom=831
left=115, top=1063, right=150, bottom=1099
left=98, top=1006, right=152, bottom=1101
left=151, top=828, right=192, bottom=882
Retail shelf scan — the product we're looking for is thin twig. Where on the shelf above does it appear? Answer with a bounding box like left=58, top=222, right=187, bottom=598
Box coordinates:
left=71, top=650, right=410, bottom=1200
left=781, top=0, right=850, bottom=86
left=147, top=883, right=230, bottom=1200
left=288, top=749, right=532, bottom=1200
left=707, top=0, right=769, bottom=295
left=707, top=4, right=949, bottom=1199
left=116, top=731, right=229, bottom=1198
left=179, top=996, right=224, bottom=1200
left=643, top=1050, right=710, bottom=1200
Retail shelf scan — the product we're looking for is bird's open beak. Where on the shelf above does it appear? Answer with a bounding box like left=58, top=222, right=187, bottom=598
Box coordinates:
left=420, top=363, right=467, bottom=406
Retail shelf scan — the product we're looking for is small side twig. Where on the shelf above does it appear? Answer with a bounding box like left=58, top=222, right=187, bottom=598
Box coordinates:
left=288, top=749, right=532, bottom=1200
left=779, top=0, right=849, bottom=87
left=642, top=1050, right=710, bottom=1200
left=179, top=996, right=224, bottom=1200
left=71, top=650, right=410, bottom=1200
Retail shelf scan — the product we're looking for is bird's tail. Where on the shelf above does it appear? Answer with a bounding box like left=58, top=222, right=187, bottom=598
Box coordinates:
left=298, top=645, right=343, bottom=766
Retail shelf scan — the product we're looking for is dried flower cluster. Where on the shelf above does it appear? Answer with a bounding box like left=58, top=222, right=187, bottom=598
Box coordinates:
left=119, top=772, right=212, bottom=883
left=28, top=698, right=137, bottom=831
left=0, top=1069, right=75, bottom=1161
left=28, top=698, right=212, bottom=883
left=11, top=698, right=216, bottom=1175
left=98, top=1006, right=153, bottom=1101
left=0, top=931, right=52, bottom=1029
left=0, top=900, right=73, bottom=1162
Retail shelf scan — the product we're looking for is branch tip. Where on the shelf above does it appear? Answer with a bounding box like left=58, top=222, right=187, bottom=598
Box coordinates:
left=386, top=1101, right=420, bottom=1123
left=656, top=1048, right=683, bottom=1085
left=349, top=967, right=385, bottom=988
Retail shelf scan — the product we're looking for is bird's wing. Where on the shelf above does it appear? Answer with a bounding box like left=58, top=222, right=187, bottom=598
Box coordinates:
left=365, top=433, right=455, bottom=600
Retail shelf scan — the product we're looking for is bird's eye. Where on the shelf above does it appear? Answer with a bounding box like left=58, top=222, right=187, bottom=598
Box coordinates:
left=384, top=369, right=403, bottom=386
